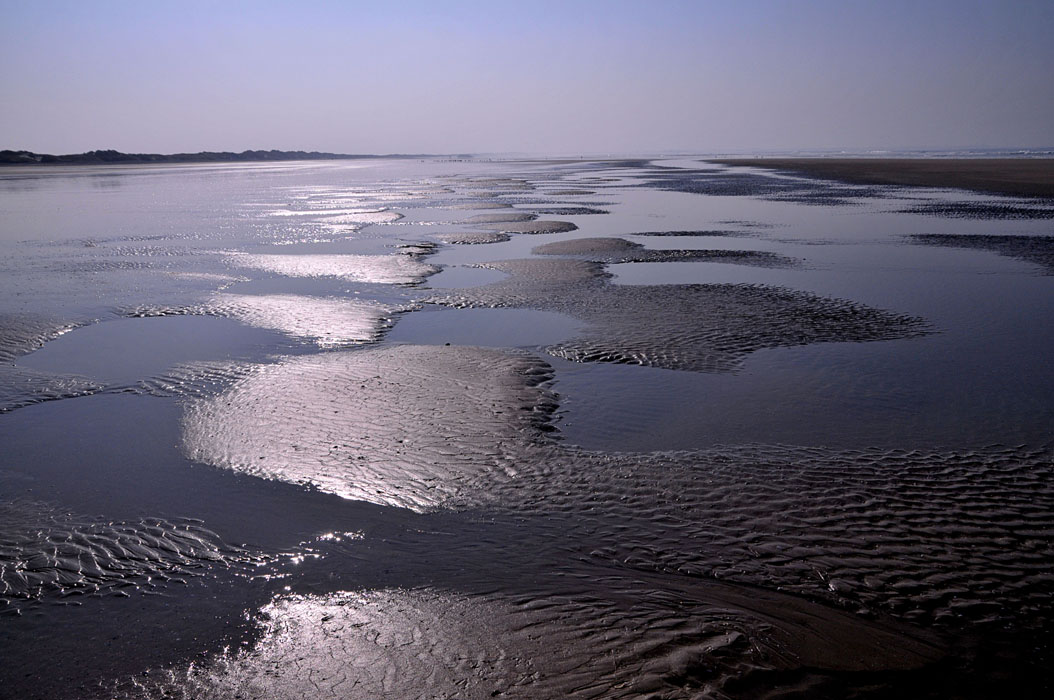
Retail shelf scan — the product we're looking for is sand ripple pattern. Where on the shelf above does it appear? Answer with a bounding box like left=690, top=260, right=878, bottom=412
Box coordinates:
left=476, top=219, right=578, bottom=234
left=429, top=258, right=927, bottom=372
left=910, top=233, right=1054, bottom=274
left=899, top=201, right=1054, bottom=219
left=533, top=236, right=800, bottom=268
left=154, top=345, right=1053, bottom=698
left=113, top=581, right=945, bottom=700
left=497, top=444, right=1054, bottom=638
left=0, top=365, right=101, bottom=413
left=228, top=252, right=437, bottom=285
left=132, top=361, right=263, bottom=400
left=0, top=313, right=78, bottom=362
left=462, top=212, right=537, bottom=224
left=181, top=345, right=558, bottom=511
left=0, top=501, right=256, bottom=610
left=640, top=167, right=886, bottom=205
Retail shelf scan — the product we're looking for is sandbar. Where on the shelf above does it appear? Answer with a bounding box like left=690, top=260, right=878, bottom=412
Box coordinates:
left=711, top=158, right=1054, bottom=198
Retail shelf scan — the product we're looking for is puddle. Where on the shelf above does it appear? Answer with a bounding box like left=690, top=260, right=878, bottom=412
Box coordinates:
left=387, top=306, right=583, bottom=348
left=16, top=315, right=291, bottom=385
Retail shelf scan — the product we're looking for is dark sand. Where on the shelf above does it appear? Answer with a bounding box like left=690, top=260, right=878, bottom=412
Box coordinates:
left=711, top=158, right=1054, bottom=198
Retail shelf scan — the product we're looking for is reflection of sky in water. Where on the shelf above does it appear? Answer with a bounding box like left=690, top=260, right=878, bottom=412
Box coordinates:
left=231, top=252, right=437, bottom=284
left=211, top=293, right=407, bottom=347
left=15, top=315, right=291, bottom=385
left=424, top=264, right=507, bottom=288
left=182, top=345, right=555, bottom=510
left=387, top=307, right=582, bottom=348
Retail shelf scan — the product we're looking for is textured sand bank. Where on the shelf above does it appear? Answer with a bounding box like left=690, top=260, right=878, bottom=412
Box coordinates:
left=712, top=158, right=1054, bottom=198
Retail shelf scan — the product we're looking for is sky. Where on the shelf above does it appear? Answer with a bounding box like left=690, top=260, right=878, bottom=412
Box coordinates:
left=2, top=0, right=1053, bottom=155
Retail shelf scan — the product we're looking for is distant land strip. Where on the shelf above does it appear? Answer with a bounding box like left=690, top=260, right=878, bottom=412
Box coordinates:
left=0, top=149, right=434, bottom=165
left=710, top=158, right=1054, bottom=198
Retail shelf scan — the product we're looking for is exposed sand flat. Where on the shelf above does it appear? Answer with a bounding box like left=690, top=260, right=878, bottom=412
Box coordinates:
left=711, top=158, right=1054, bottom=198
left=475, top=220, right=579, bottom=234
left=436, top=231, right=511, bottom=245
left=429, top=258, right=926, bottom=372
left=182, top=345, right=558, bottom=511
left=909, top=233, right=1054, bottom=273
left=118, top=579, right=943, bottom=700
left=0, top=364, right=101, bottom=412
left=523, top=206, right=609, bottom=215
left=532, top=236, right=799, bottom=267
left=462, top=212, right=536, bottom=224
left=0, top=313, right=78, bottom=362
left=0, top=500, right=256, bottom=610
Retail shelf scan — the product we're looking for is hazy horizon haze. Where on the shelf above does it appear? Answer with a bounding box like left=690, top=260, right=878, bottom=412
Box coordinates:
left=3, top=0, right=1053, bottom=155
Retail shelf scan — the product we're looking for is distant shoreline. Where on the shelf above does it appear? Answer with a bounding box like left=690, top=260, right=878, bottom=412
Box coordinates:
left=0, top=149, right=433, bottom=166
left=710, top=158, right=1054, bottom=198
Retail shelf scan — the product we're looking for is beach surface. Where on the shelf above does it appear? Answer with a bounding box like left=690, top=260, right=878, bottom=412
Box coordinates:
left=711, top=157, right=1054, bottom=197
left=1, top=156, right=1052, bottom=699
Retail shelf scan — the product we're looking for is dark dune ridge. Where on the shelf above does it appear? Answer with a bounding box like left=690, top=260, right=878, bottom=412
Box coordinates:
left=532, top=236, right=800, bottom=267
left=428, top=257, right=927, bottom=372
left=909, top=233, right=1054, bottom=273
left=712, top=158, right=1054, bottom=198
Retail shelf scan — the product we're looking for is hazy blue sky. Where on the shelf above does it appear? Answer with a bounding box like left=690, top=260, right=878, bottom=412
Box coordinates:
left=3, top=0, right=1053, bottom=154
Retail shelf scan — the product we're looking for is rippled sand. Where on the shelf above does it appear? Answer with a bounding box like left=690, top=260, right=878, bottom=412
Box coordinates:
left=430, top=257, right=927, bottom=372
left=0, top=364, right=100, bottom=412
left=533, top=236, right=800, bottom=267
left=910, top=233, right=1054, bottom=273
left=0, top=499, right=258, bottom=611
left=182, top=345, right=557, bottom=510
left=435, top=231, right=511, bottom=245
left=116, top=581, right=947, bottom=700
left=475, top=219, right=579, bottom=234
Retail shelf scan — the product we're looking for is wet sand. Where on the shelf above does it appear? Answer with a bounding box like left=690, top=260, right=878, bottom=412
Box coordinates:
left=711, top=158, right=1054, bottom=198
left=2, top=156, right=1053, bottom=699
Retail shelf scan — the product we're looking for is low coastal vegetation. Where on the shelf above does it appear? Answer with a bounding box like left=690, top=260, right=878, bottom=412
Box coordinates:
left=0, top=148, right=421, bottom=165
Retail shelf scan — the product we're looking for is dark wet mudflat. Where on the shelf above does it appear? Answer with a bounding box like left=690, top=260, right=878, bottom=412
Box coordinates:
left=910, top=233, right=1054, bottom=273
left=713, top=157, right=1054, bottom=198
left=1, top=157, right=1053, bottom=699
